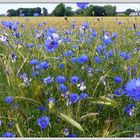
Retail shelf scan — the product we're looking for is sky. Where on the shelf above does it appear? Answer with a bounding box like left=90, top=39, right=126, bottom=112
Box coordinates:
left=0, top=3, right=140, bottom=14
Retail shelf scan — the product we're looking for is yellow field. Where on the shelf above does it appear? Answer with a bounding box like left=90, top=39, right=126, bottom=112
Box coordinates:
left=0, top=16, right=139, bottom=32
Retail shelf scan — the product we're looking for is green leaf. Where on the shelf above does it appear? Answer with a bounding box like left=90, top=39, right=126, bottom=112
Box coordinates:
left=59, top=113, right=84, bottom=133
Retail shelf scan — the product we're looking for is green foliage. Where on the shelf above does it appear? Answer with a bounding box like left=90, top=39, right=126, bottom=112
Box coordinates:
left=52, top=3, right=65, bottom=16
left=104, top=5, right=117, bottom=16
left=125, top=8, right=135, bottom=16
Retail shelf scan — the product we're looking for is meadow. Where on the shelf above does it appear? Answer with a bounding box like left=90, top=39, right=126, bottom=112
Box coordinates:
left=1, top=15, right=140, bottom=137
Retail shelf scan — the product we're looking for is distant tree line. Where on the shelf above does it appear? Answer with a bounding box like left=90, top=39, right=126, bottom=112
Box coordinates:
left=6, top=3, right=136, bottom=17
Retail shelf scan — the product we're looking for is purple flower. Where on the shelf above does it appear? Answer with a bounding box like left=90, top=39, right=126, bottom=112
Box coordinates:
left=27, top=43, right=34, bottom=48
left=43, top=76, right=54, bottom=84
left=136, top=31, right=140, bottom=36
left=56, top=75, right=66, bottom=84
left=80, top=93, right=88, bottom=100
left=2, top=132, right=15, bottom=137
left=37, top=106, right=46, bottom=112
left=120, top=52, right=131, bottom=60
left=77, top=2, right=89, bottom=9
left=39, top=61, right=49, bottom=69
left=81, top=22, right=89, bottom=30
left=68, top=134, right=77, bottom=137
left=112, top=32, right=118, bottom=38
left=44, top=36, right=58, bottom=53
left=58, top=84, right=68, bottom=93
left=48, top=97, right=56, bottom=103
left=125, top=78, right=140, bottom=101
left=114, top=76, right=122, bottom=84
left=123, top=104, right=134, bottom=117
left=37, top=116, right=49, bottom=129
left=77, top=55, right=89, bottom=64
left=94, top=56, right=101, bottom=64
left=4, top=96, right=14, bottom=104
left=29, top=59, right=39, bottom=65
left=69, top=93, right=79, bottom=104
left=70, top=76, right=79, bottom=84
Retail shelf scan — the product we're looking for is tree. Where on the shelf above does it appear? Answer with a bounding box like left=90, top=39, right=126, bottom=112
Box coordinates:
left=51, top=3, right=65, bottom=16
left=7, top=9, right=17, bottom=16
left=104, top=5, right=117, bottom=16
left=43, top=8, right=48, bottom=16
left=125, top=8, right=135, bottom=16
left=84, top=5, right=94, bottom=16
left=65, top=6, right=73, bottom=16
left=75, top=9, right=84, bottom=16
left=92, top=6, right=105, bottom=16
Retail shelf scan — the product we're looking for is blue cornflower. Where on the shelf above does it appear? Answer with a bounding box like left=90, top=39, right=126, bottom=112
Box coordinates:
left=70, top=76, right=79, bottom=84
left=2, top=132, right=15, bottom=137
left=32, top=71, right=40, bottom=77
left=43, top=76, right=54, bottom=84
left=44, top=36, right=58, bottom=52
left=58, top=84, right=68, bottom=93
left=112, top=32, right=118, bottom=38
left=27, top=43, right=34, bottom=48
left=123, top=104, right=134, bottom=117
left=80, top=93, right=88, bottom=100
left=96, top=45, right=104, bottom=54
left=91, top=29, right=97, bottom=37
left=114, top=76, right=122, bottom=84
left=94, top=56, right=101, bottom=64
left=120, top=52, right=131, bottom=60
left=125, top=78, right=140, bottom=101
left=68, top=134, right=77, bottom=137
left=56, top=75, right=66, bottom=84
left=37, top=106, right=46, bottom=112
left=64, top=50, right=73, bottom=57
left=48, top=97, right=56, bottom=103
left=0, top=120, right=2, bottom=126
left=77, top=2, right=89, bottom=9
left=29, top=59, right=39, bottom=65
left=77, top=55, right=89, bottom=64
left=4, top=96, right=14, bottom=104
left=39, top=61, right=49, bottom=69
left=102, top=37, right=112, bottom=45
left=71, top=57, right=77, bottom=63
left=81, top=22, right=89, bottom=30
left=69, top=93, right=79, bottom=104
left=114, top=88, right=125, bottom=96
left=136, top=31, right=140, bottom=36
left=11, top=25, right=18, bottom=31
left=105, top=50, right=113, bottom=60
left=37, top=116, right=49, bottom=129
left=58, top=63, right=64, bottom=69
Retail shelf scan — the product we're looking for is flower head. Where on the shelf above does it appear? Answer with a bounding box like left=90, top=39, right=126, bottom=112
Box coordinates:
left=80, top=93, right=88, bottom=100
left=70, top=76, right=79, bottom=84
left=4, top=96, right=14, bottom=104
left=39, top=61, right=49, bottom=69
left=114, top=76, right=122, bottom=84
left=2, top=132, right=15, bottom=137
left=56, top=75, right=66, bottom=84
left=44, top=36, right=59, bottom=53
left=77, top=55, right=89, bottom=64
left=94, top=56, right=101, bottom=64
left=123, top=104, right=134, bottom=117
left=37, top=116, right=49, bottom=129
left=125, top=78, right=140, bottom=101
left=77, top=2, right=89, bottom=9
left=43, top=76, right=54, bottom=84
left=69, top=93, right=79, bottom=104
